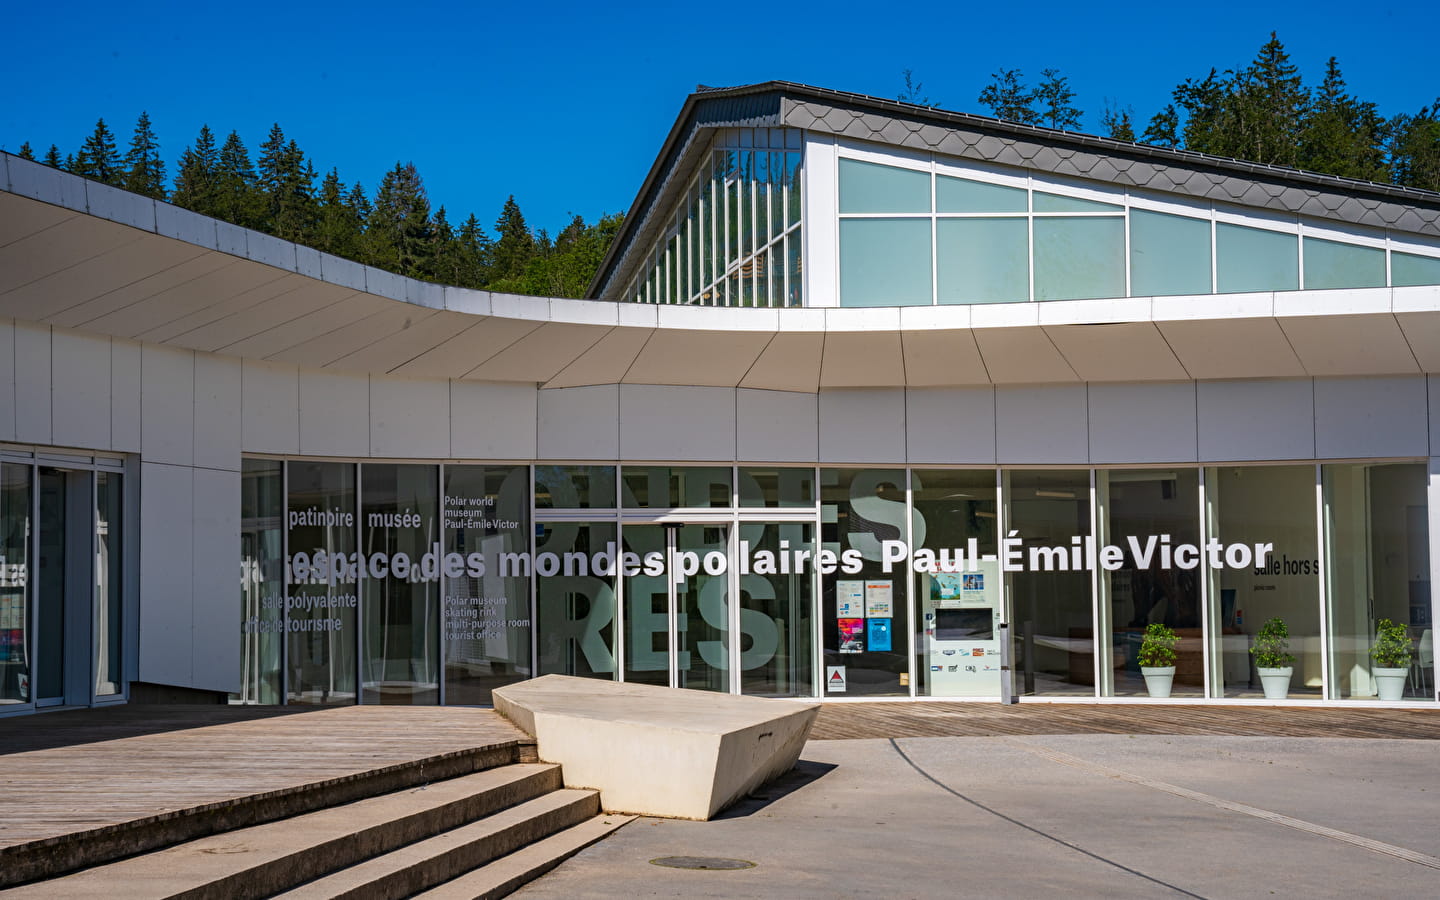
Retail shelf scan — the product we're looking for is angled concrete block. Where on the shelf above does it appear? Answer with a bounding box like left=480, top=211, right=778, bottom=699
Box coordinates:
left=494, top=676, right=818, bottom=821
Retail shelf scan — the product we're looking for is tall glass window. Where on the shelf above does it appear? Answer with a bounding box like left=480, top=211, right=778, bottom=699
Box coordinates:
left=1323, top=463, right=1432, bottom=701
left=1007, top=470, right=1094, bottom=696
left=820, top=469, right=910, bottom=696
left=286, top=461, right=358, bottom=705
left=739, top=520, right=814, bottom=697
left=0, top=464, right=31, bottom=706
left=1097, top=470, right=1203, bottom=697
left=1206, top=465, right=1321, bottom=699
left=360, top=464, right=439, bottom=705
left=912, top=470, right=1000, bottom=697
left=238, top=459, right=283, bottom=705
left=442, top=465, right=532, bottom=705
left=93, top=472, right=123, bottom=697
left=535, top=522, right=617, bottom=680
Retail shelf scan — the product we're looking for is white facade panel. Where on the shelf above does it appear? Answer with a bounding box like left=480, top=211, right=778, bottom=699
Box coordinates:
left=0, top=319, right=14, bottom=442
left=110, top=339, right=142, bottom=452
left=137, top=461, right=194, bottom=687
left=14, top=322, right=52, bottom=445
left=450, top=381, right=538, bottom=460
left=995, top=385, right=1090, bottom=464
left=618, top=385, right=737, bottom=462
left=50, top=329, right=111, bottom=450
left=370, top=376, right=449, bottom=459
left=1314, top=377, right=1429, bottom=460
left=736, top=389, right=818, bottom=462
left=191, top=467, right=241, bottom=693
left=241, top=360, right=300, bottom=455
left=537, top=385, right=619, bottom=460
left=141, top=344, right=195, bottom=465
left=905, top=387, right=997, bottom=464
left=298, top=370, right=370, bottom=457
left=1196, top=379, right=1316, bottom=462
left=819, top=389, right=906, bottom=463
left=193, top=353, right=242, bottom=471
left=1088, top=382, right=1199, bottom=464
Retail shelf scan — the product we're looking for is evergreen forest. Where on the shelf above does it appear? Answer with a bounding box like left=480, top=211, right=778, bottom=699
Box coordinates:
left=10, top=33, right=1439, bottom=301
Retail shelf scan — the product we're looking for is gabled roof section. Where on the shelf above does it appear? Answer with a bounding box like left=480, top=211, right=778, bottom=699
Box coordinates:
left=591, top=81, right=1440, bottom=300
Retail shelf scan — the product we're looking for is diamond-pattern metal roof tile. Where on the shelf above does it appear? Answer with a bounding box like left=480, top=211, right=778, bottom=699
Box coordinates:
left=1393, top=209, right=1428, bottom=231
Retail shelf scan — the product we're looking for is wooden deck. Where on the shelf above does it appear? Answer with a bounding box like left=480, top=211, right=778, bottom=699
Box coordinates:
left=0, top=704, right=527, bottom=853
left=809, top=701, right=1440, bottom=741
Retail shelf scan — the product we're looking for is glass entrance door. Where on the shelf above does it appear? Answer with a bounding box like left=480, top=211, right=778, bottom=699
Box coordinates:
left=36, top=467, right=96, bottom=707
left=621, top=522, right=731, bottom=692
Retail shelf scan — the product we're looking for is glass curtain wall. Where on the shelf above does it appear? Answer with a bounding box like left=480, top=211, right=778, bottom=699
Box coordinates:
left=1206, top=465, right=1322, bottom=699
left=820, top=469, right=910, bottom=696
left=534, top=522, right=618, bottom=680
left=1097, top=470, right=1203, bottom=697
left=1323, top=463, right=1432, bottom=701
left=286, top=461, right=358, bottom=705
left=238, top=459, right=283, bottom=704
left=442, top=464, right=532, bottom=705
left=622, top=128, right=804, bottom=307
left=912, top=470, right=999, bottom=697
left=360, top=464, right=440, bottom=705
left=738, top=520, right=814, bottom=697
left=1007, top=470, right=1094, bottom=696
left=0, top=464, right=31, bottom=706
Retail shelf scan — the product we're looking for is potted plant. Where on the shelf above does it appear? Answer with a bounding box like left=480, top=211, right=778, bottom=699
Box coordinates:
left=1138, top=623, right=1179, bottom=699
left=1250, top=617, right=1295, bottom=700
left=1370, top=618, right=1413, bottom=702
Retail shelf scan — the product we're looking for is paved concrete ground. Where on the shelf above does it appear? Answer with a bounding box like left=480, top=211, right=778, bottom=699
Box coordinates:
left=516, top=735, right=1440, bottom=898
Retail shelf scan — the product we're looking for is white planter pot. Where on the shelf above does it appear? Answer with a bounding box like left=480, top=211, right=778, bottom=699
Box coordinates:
left=1372, top=667, right=1409, bottom=702
left=1256, top=666, right=1293, bottom=700
left=1141, top=666, right=1176, bottom=699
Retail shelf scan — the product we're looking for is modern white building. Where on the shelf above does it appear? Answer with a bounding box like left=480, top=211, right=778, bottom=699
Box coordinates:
left=1, top=82, right=1437, bottom=714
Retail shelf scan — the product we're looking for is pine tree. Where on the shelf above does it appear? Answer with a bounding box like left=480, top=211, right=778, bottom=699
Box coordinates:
left=172, top=125, right=220, bottom=215
left=1142, top=104, right=1180, bottom=148
left=215, top=130, right=259, bottom=228
left=489, top=196, right=535, bottom=288
left=1390, top=101, right=1440, bottom=192
left=1298, top=58, right=1388, bottom=182
left=1227, top=32, right=1307, bottom=166
left=1100, top=102, right=1136, bottom=141
left=367, top=162, right=433, bottom=276
left=1034, top=69, right=1082, bottom=130
left=898, top=69, right=936, bottom=107
left=456, top=213, right=491, bottom=288
left=73, top=118, right=122, bottom=184
left=255, top=125, right=316, bottom=241
left=42, top=145, right=62, bottom=168
left=18, top=142, right=35, bottom=160
left=122, top=111, right=166, bottom=199
left=977, top=69, right=1039, bottom=125
left=315, top=168, right=365, bottom=258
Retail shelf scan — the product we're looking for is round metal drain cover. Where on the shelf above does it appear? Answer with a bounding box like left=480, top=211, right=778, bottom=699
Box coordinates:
left=650, top=856, right=756, bottom=870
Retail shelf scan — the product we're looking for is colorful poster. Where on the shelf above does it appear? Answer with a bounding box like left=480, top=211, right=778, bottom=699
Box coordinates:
left=934, top=573, right=962, bottom=601
left=867, top=617, right=893, bottom=651
left=962, top=573, right=985, bottom=592
left=864, top=580, right=893, bottom=617
left=836, top=581, right=865, bottom=618
left=838, top=618, right=866, bottom=653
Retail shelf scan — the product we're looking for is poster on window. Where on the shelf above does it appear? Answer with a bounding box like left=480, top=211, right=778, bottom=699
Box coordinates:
left=838, top=618, right=866, bottom=653
left=836, top=580, right=865, bottom=618
left=864, top=580, right=893, bottom=618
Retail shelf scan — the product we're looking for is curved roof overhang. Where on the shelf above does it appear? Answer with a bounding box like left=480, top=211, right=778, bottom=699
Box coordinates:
left=3, top=153, right=1438, bottom=392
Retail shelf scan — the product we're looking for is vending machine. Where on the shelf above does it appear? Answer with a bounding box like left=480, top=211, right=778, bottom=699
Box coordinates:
left=922, top=560, right=1002, bottom=696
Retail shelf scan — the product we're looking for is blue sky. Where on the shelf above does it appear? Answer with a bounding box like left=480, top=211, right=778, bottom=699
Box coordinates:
left=4, top=1, right=1436, bottom=235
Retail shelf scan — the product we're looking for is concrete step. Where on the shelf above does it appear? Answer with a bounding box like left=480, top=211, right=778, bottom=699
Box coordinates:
left=414, top=812, right=636, bottom=900
left=8, top=763, right=563, bottom=899
left=274, top=789, right=603, bottom=900
left=2, top=739, right=525, bottom=887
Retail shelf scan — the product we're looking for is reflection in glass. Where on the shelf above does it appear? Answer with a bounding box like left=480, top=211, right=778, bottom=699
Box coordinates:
left=1323, top=463, right=1432, bottom=701
left=36, top=468, right=66, bottom=702
left=1008, top=470, right=1093, bottom=696
left=676, top=523, right=730, bottom=692
left=94, top=473, right=123, bottom=696
left=739, top=467, right=815, bottom=508
left=1206, top=465, right=1320, bottom=698
left=287, top=461, right=357, bottom=705
left=535, top=522, right=617, bottom=679
left=913, top=470, right=998, bottom=697
left=820, top=469, right=910, bottom=696
left=739, top=521, right=814, bottom=697
left=621, top=467, right=732, bottom=509
left=361, top=464, right=439, bottom=705
left=1098, top=470, right=1203, bottom=697
left=443, top=465, right=531, bottom=705
left=0, top=464, right=31, bottom=705
left=622, top=525, right=670, bottom=686
left=534, top=466, right=615, bottom=509
left=237, top=459, right=282, bottom=704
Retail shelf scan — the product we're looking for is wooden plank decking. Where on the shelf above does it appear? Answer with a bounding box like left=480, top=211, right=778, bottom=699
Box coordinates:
left=809, top=701, right=1440, bottom=741
left=0, top=705, right=527, bottom=852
